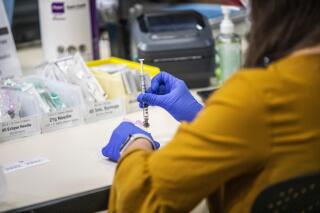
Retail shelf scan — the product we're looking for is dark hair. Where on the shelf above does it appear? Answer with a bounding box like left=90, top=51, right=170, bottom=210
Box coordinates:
left=245, top=0, right=320, bottom=68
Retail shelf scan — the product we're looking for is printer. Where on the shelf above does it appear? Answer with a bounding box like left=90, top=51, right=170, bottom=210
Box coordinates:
left=131, top=10, right=215, bottom=88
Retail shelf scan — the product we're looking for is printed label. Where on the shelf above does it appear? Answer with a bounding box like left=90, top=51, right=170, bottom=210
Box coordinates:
left=85, top=98, right=125, bottom=122
left=3, top=156, right=50, bottom=174
left=0, top=116, right=41, bottom=142
left=41, top=107, right=82, bottom=132
left=51, top=2, right=65, bottom=14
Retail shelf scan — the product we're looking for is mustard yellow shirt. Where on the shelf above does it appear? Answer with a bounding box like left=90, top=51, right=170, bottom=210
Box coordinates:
left=108, top=54, right=320, bottom=213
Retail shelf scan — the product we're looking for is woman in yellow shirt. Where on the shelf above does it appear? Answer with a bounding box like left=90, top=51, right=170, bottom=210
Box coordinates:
left=102, top=0, right=320, bottom=212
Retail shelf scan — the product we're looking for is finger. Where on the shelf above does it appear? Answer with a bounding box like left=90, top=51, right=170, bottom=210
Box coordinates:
left=138, top=102, right=149, bottom=108
left=139, top=93, right=162, bottom=106
left=150, top=71, right=172, bottom=91
left=137, top=93, right=149, bottom=108
left=150, top=74, right=161, bottom=92
left=154, top=141, right=161, bottom=149
left=145, top=87, right=152, bottom=94
left=101, top=145, right=112, bottom=157
left=158, top=84, right=167, bottom=95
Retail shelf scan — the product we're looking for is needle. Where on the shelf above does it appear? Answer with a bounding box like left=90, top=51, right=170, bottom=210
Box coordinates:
left=139, top=59, right=150, bottom=128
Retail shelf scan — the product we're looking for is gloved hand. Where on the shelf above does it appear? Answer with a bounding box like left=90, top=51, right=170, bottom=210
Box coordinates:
left=101, top=121, right=160, bottom=162
left=137, top=72, right=203, bottom=122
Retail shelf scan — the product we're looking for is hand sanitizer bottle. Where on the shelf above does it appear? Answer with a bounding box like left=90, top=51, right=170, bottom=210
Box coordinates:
left=216, top=6, right=241, bottom=84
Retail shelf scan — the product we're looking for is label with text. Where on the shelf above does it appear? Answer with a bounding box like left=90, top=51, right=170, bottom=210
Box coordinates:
left=85, top=98, right=125, bottom=122
left=3, top=156, right=50, bottom=174
left=0, top=116, right=41, bottom=142
left=41, top=107, right=82, bottom=132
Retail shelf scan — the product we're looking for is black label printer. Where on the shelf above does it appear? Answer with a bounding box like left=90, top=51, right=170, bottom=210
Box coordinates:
left=131, top=10, right=215, bottom=88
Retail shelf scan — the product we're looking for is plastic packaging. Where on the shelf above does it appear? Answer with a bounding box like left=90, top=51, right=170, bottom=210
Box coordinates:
left=44, top=78, right=85, bottom=109
left=0, top=89, right=21, bottom=122
left=216, top=6, right=241, bottom=84
left=1, top=82, right=42, bottom=116
left=87, top=57, right=156, bottom=113
left=24, top=77, right=66, bottom=113
left=91, top=63, right=150, bottom=97
left=17, top=90, right=43, bottom=117
left=3, top=78, right=52, bottom=113
left=92, top=71, right=127, bottom=99
left=40, top=53, right=106, bottom=104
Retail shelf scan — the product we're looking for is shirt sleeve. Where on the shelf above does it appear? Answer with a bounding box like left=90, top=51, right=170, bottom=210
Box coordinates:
left=108, top=73, right=271, bottom=213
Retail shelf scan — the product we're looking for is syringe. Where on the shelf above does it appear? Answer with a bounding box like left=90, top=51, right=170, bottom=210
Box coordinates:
left=139, top=59, right=150, bottom=128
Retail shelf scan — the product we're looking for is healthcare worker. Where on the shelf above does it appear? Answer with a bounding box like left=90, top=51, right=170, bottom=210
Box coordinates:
left=102, top=0, right=320, bottom=212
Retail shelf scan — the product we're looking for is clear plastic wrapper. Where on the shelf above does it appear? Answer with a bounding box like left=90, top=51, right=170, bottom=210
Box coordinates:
left=43, top=78, right=85, bottom=109
left=34, top=62, right=69, bottom=83
left=17, top=90, right=43, bottom=117
left=0, top=85, right=42, bottom=122
left=23, top=77, right=66, bottom=113
left=39, top=53, right=106, bottom=104
left=0, top=87, right=42, bottom=141
left=91, top=64, right=151, bottom=96
left=0, top=89, right=21, bottom=122
left=3, top=78, right=51, bottom=113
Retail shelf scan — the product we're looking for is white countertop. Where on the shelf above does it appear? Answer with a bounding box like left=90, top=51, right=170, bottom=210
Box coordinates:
left=0, top=107, right=179, bottom=212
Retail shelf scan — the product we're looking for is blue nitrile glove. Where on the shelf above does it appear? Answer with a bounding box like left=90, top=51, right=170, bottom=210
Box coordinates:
left=101, top=121, right=160, bottom=162
left=137, top=72, right=203, bottom=122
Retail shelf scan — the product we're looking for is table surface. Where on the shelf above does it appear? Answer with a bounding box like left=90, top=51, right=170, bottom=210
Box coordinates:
left=0, top=107, right=179, bottom=212
left=1, top=45, right=211, bottom=212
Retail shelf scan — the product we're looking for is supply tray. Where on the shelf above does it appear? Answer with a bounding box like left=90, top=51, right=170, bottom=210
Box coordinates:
left=87, top=57, right=160, bottom=114
left=0, top=57, right=160, bottom=142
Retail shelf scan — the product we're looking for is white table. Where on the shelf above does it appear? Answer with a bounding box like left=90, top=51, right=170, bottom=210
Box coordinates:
left=0, top=107, right=179, bottom=212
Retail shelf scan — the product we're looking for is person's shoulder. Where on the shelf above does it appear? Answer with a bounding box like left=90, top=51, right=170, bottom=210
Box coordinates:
left=207, top=67, right=275, bottom=105
left=231, top=67, right=278, bottom=88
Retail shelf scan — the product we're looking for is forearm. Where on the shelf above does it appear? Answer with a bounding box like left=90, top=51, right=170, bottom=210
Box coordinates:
left=122, top=138, right=153, bottom=156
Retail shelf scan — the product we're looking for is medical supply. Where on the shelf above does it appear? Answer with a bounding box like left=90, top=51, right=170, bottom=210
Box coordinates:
left=38, top=0, right=99, bottom=61
left=3, top=77, right=73, bottom=113
left=131, top=10, right=215, bottom=88
left=31, top=81, right=66, bottom=112
left=92, top=71, right=127, bottom=99
left=139, top=59, right=150, bottom=128
left=43, top=79, right=84, bottom=109
left=90, top=62, right=151, bottom=98
left=3, top=79, right=51, bottom=113
left=0, top=89, right=21, bottom=122
left=137, top=72, right=203, bottom=122
left=216, top=6, right=241, bottom=84
left=39, top=53, right=106, bottom=104
left=91, top=63, right=141, bottom=95
left=121, top=69, right=139, bottom=95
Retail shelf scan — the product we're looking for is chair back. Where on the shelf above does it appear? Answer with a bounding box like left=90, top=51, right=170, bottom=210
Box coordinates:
left=251, top=172, right=320, bottom=213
